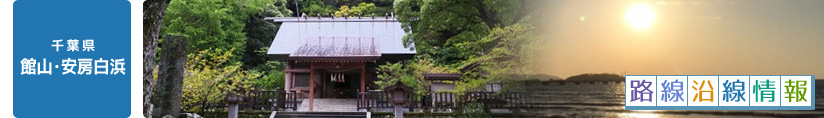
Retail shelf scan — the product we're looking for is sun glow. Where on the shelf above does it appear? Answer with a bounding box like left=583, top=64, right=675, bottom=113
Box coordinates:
left=625, top=3, right=656, bottom=30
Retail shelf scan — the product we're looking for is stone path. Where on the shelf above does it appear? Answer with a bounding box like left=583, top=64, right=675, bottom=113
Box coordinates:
left=297, top=98, right=359, bottom=112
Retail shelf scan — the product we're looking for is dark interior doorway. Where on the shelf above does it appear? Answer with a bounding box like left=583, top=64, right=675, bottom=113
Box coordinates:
left=321, top=71, right=359, bottom=98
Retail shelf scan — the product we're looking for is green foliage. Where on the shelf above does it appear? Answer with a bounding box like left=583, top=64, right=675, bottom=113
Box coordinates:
left=461, top=22, right=540, bottom=92
left=350, top=2, right=377, bottom=16
left=164, top=0, right=290, bottom=98
left=163, top=0, right=290, bottom=65
left=374, top=61, right=422, bottom=94
left=301, top=0, right=391, bottom=17
left=395, top=0, right=540, bottom=92
left=455, top=77, right=493, bottom=93
left=470, top=23, right=539, bottom=74
left=242, top=19, right=277, bottom=69
left=394, top=0, right=534, bottom=66
left=164, top=0, right=250, bottom=62
left=243, top=0, right=291, bottom=70
left=333, top=5, right=351, bottom=17
left=251, top=59, right=287, bottom=90
left=261, top=0, right=293, bottom=17
left=182, top=48, right=261, bottom=113
left=375, top=58, right=455, bottom=94
left=246, top=45, right=287, bottom=90
left=163, top=0, right=292, bottom=114
left=333, top=3, right=377, bottom=17
left=254, top=70, right=285, bottom=90
left=300, top=0, right=337, bottom=16
left=460, top=102, right=491, bottom=118
left=395, top=0, right=488, bottom=65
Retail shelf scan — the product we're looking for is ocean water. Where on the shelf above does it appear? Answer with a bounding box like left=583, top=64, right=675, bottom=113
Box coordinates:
left=521, top=80, right=824, bottom=118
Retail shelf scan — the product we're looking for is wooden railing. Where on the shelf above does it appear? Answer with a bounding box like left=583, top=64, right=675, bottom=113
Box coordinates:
left=197, top=88, right=297, bottom=112
left=426, top=92, right=459, bottom=111
left=240, top=90, right=277, bottom=111
left=278, top=90, right=298, bottom=111
left=357, top=90, right=422, bottom=111
left=357, top=90, right=528, bottom=111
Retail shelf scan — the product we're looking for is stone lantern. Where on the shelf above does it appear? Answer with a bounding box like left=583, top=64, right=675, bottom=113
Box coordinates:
left=384, top=81, right=412, bottom=118
left=224, top=92, right=244, bottom=118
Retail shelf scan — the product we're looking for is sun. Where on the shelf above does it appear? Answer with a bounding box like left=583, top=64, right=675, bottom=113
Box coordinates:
left=625, top=3, right=656, bottom=30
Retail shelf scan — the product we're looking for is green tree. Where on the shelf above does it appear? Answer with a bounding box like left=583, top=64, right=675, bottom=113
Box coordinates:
left=250, top=48, right=287, bottom=90
left=161, top=0, right=293, bottom=113
left=242, top=0, right=292, bottom=70
left=459, top=23, right=541, bottom=92
left=260, top=0, right=293, bottom=17
left=394, top=0, right=538, bottom=66
left=300, top=0, right=337, bottom=16
left=182, top=48, right=261, bottom=113
left=298, top=1, right=391, bottom=17
left=254, top=70, right=286, bottom=90
left=162, top=0, right=276, bottom=64
left=333, top=5, right=351, bottom=17
left=333, top=2, right=380, bottom=17
left=350, top=2, right=377, bottom=16
left=375, top=58, right=455, bottom=94
left=394, top=0, right=542, bottom=92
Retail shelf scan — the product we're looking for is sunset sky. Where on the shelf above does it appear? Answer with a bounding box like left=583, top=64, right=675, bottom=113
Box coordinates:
left=537, top=0, right=824, bottom=78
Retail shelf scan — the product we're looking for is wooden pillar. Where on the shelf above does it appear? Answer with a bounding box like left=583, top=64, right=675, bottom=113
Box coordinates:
left=360, top=62, right=366, bottom=92
left=285, top=61, right=292, bottom=93
left=360, top=62, right=367, bottom=107
left=309, top=62, right=315, bottom=111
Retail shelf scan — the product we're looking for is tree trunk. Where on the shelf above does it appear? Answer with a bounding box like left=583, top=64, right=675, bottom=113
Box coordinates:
left=151, top=35, right=188, bottom=118
left=143, top=0, right=171, bottom=117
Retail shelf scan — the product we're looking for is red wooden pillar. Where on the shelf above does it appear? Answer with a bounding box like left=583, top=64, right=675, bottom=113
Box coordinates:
left=309, top=62, right=315, bottom=111
left=360, top=62, right=366, bottom=106
left=360, top=62, right=366, bottom=92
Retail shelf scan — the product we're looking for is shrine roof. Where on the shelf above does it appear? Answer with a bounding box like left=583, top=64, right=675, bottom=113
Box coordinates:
left=266, top=17, right=415, bottom=60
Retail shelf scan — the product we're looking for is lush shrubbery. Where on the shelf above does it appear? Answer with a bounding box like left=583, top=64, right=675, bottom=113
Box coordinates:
left=182, top=48, right=260, bottom=113
left=375, top=58, right=456, bottom=94
left=389, top=1, right=542, bottom=92
left=300, top=0, right=394, bottom=17
left=159, top=0, right=539, bottom=115
left=253, top=68, right=286, bottom=90
left=334, top=2, right=377, bottom=17
left=161, top=0, right=292, bottom=113
left=460, top=102, right=491, bottom=118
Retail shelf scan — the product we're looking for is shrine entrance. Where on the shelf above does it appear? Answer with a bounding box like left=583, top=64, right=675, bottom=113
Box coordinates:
left=320, top=70, right=360, bottom=98
left=267, top=17, right=416, bottom=111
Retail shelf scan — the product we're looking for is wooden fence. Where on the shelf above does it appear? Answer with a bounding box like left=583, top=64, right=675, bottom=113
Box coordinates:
left=357, top=90, right=423, bottom=111
left=357, top=90, right=529, bottom=111
left=197, top=88, right=298, bottom=113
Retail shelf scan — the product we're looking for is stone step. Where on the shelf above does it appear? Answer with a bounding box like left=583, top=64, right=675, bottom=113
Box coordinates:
left=274, top=111, right=368, bottom=118
left=298, top=98, right=360, bottom=112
